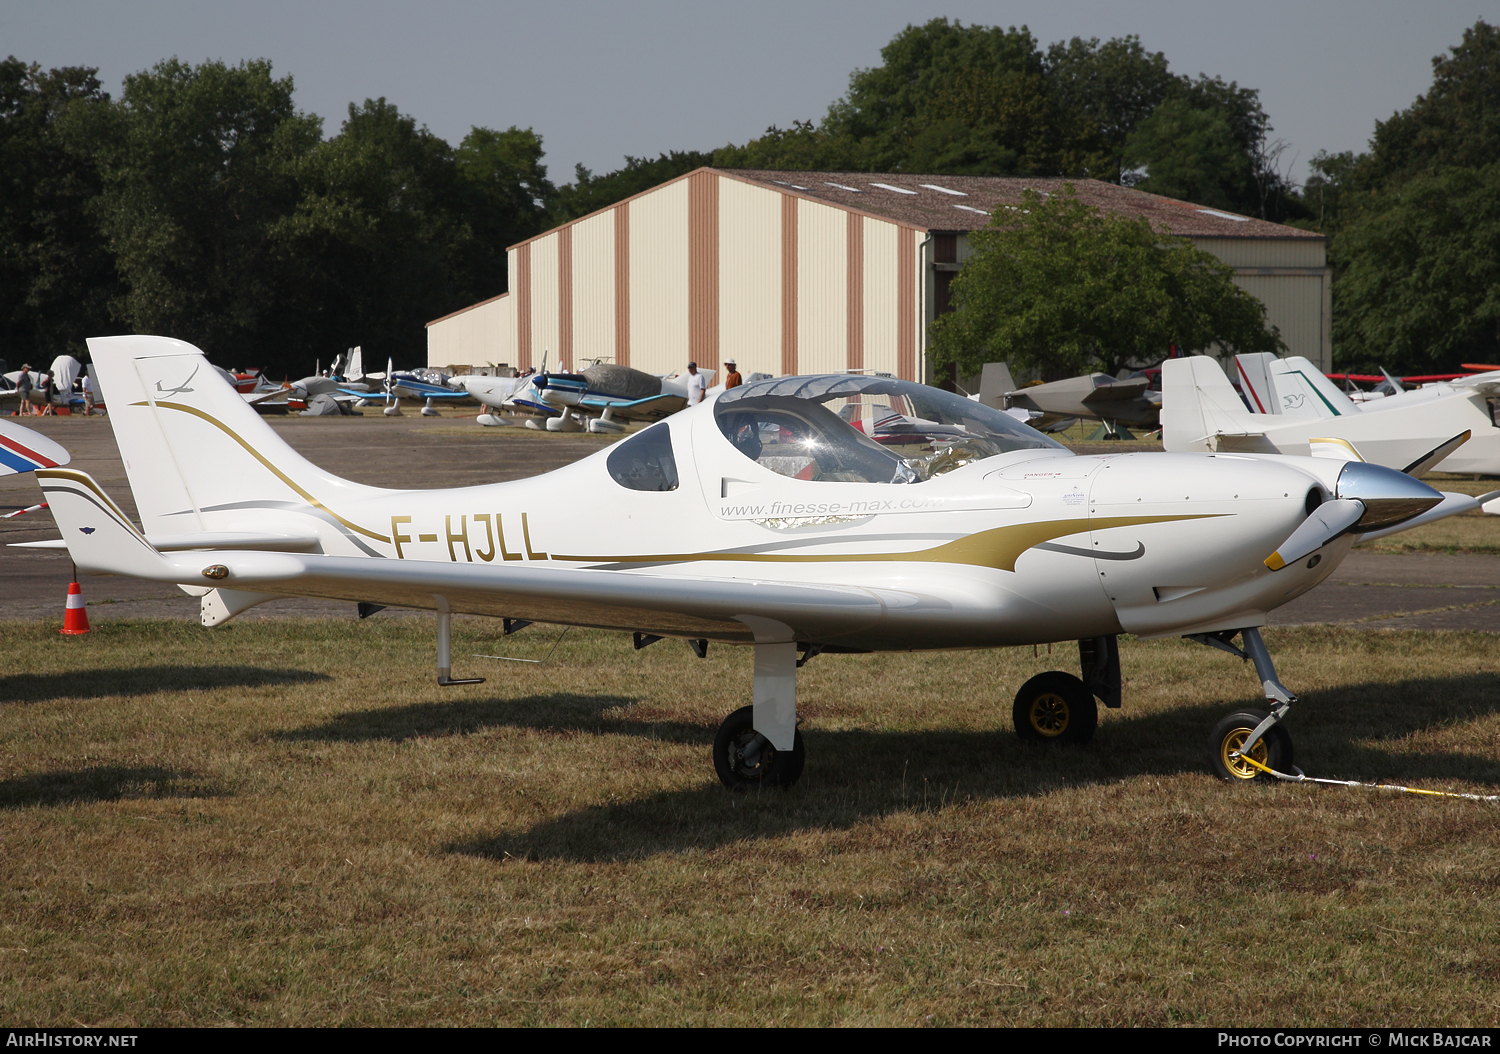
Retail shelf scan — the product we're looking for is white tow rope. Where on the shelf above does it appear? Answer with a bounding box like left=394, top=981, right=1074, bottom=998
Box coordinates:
left=1236, top=753, right=1500, bottom=802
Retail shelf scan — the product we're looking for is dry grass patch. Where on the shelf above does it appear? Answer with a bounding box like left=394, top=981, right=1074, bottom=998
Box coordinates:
left=1, top=619, right=1498, bottom=1026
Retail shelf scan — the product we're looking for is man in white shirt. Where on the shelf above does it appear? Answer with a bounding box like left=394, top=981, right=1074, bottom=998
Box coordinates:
left=686, top=361, right=707, bottom=405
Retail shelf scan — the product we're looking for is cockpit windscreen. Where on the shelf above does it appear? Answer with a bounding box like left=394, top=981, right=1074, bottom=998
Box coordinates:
left=716, top=375, right=1067, bottom=484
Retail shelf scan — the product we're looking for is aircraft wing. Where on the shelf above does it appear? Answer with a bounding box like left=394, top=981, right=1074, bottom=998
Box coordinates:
left=1449, top=370, right=1500, bottom=395
left=1080, top=378, right=1149, bottom=404
left=392, top=384, right=472, bottom=401
left=36, top=468, right=892, bottom=641
left=0, top=419, right=70, bottom=476
left=577, top=392, right=687, bottom=421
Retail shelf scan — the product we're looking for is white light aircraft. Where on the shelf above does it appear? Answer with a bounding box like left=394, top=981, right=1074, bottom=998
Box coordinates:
left=463, top=362, right=713, bottom=433
left=1167, top=354, right=1500, bottom=478
left=25, top=336, right=1490, bottom=787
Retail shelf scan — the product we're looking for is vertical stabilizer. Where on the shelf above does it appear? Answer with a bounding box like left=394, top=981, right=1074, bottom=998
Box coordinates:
left=1266, top=356, right=1360, bottom=418
left=86, top=335, right=382, bottom=540
left=1162, top=356, right=1267, bottom=452
left=1234, top=353, right=1282, bottom=414
left=978, top=363, right=1017, bottom=410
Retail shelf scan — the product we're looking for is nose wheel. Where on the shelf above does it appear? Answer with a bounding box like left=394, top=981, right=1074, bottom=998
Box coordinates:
left=1210, top=710, right=1294, bottom=781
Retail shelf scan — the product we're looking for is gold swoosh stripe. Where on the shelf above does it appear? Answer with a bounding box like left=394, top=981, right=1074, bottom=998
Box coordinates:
left=131, top=400, right=389, bottom=542
left=552, top=514, right=1218, bottom=572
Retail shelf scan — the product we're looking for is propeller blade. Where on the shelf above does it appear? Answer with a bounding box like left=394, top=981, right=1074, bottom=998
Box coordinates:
left=1264, top=498, right=1366, bottom=570
left=1308, top=436, right=1365, bottom=462
left=1400, top=430, right=1470, bottom=478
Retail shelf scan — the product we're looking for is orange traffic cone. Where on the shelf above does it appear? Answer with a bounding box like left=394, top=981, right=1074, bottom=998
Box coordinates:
left=60, top=580, right=90, bottom=635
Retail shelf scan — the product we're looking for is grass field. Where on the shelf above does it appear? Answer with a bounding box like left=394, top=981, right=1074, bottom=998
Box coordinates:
left=2, top=617, right=1499, bottom=1026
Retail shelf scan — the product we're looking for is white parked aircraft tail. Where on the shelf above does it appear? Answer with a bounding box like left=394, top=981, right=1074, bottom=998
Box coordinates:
left=1161, top=356, right=1271, bottom=452
left=1233, top=353, right=1281, bottom=414
left=84, top=335, right=382, bottom=539
left=1267, top=356, right=1359, bottom=418
left=977, top=363, right=1017, bottom=410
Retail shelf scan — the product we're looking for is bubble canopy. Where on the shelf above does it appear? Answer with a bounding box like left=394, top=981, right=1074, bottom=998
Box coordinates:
left=715, top=375, right=1068, bottom=485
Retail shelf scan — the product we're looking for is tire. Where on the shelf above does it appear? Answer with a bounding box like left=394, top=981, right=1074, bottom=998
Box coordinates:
left=1013, top=671, right=1098, bottom=744
left=712, top=705, right=805, bottom=790
left=1209, top=710, right=1294, bottom=781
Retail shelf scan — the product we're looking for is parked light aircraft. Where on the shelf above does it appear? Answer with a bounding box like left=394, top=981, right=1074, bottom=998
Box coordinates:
left=1165, top=355, right=1500, bottom=479
left=985, top=362, right=1160, bottom=435
left=25, top=336, right=1489, bottom=788
left=464, top=362, right=714, bottom=433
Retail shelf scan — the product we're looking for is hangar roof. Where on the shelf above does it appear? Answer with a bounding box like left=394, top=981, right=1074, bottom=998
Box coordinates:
left=718, top=169, right=1321, bottom=241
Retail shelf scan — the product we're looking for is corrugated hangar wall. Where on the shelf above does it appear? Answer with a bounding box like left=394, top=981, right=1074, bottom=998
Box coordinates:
left=427, top=169, right=1328, bottom=376
left=429, top=169, right=925, bottom=380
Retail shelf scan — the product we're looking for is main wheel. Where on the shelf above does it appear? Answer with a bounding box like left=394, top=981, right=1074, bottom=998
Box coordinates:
left=1209, top=710, right=1294, bottom=781
left=1013, top=671, right=1098, bottom=744
left=712, top=705, right=805, bottom=790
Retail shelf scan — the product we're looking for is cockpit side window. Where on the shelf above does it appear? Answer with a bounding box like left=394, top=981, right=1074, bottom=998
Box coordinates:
left=716, top=395, right=915, bottom=484
left=607, top=422, right=679, bottom=491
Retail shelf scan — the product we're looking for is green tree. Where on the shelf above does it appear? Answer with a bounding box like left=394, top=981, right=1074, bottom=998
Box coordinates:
left=552, top=150, right=712, bottom=223
left=1361, top=20, right=1500, bottom=186
left=1331, top=163, right=1500, bottom=372
left=270, top=97, right=479, bottom=369
left=0, top=57, right=118, bottom=365
left=455, top=125, right=556, bottom=294
left=712, top=121, right=845, bottom=171
left=1321, top=21, right=1500, bottom=372
left=1043, top=35, right=1176, bottom=183
left=71, top=58, right=323, bottom=370
left=929, top=185, right=1284, bottom=378
left=1302, top=149, right=1358, bottom=231
left=1122, top=96, right=1253, bottom=213
left=817, top=18, right=1093, bottom=176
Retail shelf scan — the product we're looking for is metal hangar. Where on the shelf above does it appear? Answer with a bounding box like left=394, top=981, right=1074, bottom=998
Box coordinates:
left=427, top=168, right=1330, bottom=380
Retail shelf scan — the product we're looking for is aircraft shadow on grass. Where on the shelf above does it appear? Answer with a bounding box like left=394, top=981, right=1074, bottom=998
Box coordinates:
left=0, top=665, right=330, bottom=704
left=0, top=765, right=226, bottom=809
left=433, top=671, right=1500, bottom=864
left=267, top=693, right=711, bottom=745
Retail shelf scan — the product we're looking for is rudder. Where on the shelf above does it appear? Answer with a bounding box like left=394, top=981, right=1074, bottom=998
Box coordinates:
left=86, top=336, right=381, bottom=540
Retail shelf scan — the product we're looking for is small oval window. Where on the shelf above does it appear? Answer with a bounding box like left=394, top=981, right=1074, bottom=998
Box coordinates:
left=607, top=423, right=679, bottom=491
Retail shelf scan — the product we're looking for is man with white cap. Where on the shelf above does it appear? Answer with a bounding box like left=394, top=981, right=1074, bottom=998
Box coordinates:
left=686, top=361, right=707, bottom=405
left=723, top=360, right=742, bottom=390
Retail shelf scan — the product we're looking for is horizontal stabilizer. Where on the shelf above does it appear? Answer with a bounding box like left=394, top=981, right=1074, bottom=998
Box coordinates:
left=10, top=529, right=322, bottom=553
left=34, top=468, right=173, bottom=578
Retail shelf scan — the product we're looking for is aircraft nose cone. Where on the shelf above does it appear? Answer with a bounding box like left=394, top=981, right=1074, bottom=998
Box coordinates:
left=1335, top=461, right=1444, bottom=531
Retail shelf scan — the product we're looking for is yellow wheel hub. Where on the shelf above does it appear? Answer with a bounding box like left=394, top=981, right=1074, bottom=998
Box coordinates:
left=1028, top=693, right=1070, bottom=738
left=1221, top=728, right=1268, bottom=780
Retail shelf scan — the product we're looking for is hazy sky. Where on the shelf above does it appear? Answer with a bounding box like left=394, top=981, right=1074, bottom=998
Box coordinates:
left=5, top=1, right=1498, bottom=185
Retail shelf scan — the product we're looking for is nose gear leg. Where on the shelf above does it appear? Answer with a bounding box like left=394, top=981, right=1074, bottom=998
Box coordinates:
left=1188, top=627, right=1299, bottom=775
left=1237, top=627, right=1295, bottom=756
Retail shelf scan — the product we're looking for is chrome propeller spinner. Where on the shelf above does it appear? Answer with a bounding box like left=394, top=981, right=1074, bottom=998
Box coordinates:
left=1264, top=462, right=1443, bottom=571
